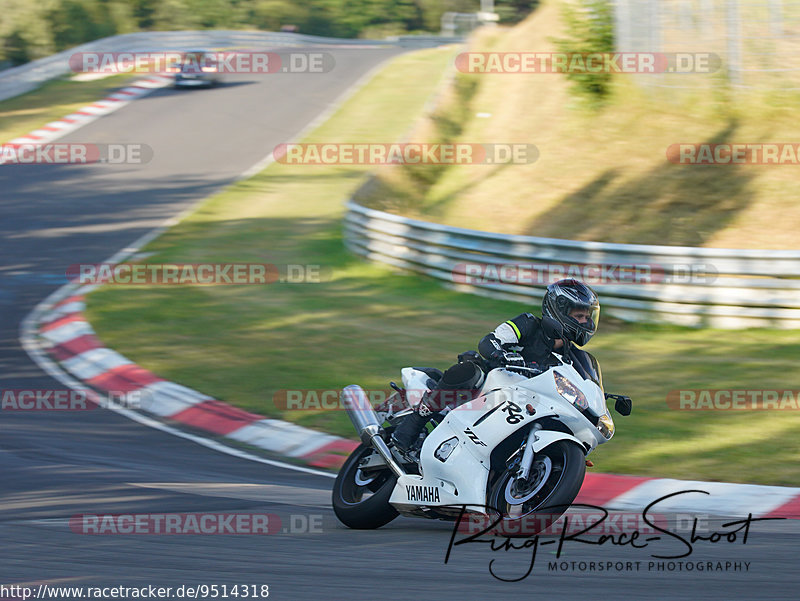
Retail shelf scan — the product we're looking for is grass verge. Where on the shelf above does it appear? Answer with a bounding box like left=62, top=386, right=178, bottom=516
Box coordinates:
left=0, top=73, right=139, bottom=143
left=83, top=45, right=800, bottom=486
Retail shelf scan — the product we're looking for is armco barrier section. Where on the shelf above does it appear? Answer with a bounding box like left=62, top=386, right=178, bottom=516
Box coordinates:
left=344, top=201, right=800, bottom=329
left=0, top=30, right=461, bottom=102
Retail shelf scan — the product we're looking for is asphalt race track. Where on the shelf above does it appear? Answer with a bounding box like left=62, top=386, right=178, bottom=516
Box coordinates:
left=1, top=46, right=799, bottom=601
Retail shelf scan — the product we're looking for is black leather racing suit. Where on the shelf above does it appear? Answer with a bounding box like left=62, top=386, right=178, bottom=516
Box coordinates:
left=478, top=312, right=561, bottom=371
left=393, top=312, right=560, bottom=451
left=393, top=312, right=592, bottom=452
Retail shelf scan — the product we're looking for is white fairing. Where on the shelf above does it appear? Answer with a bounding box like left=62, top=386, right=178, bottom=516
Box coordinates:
left=389, top=360, right=614, bottom=514
left=400, top=367, right=436, bottom=407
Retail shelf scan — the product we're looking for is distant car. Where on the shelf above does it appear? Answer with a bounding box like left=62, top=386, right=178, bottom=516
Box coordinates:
left=173, top=50, right=221, bottom=88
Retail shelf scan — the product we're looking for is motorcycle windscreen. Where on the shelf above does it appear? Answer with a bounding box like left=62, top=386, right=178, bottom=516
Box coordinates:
left=571, top=348, right=603, bottom=390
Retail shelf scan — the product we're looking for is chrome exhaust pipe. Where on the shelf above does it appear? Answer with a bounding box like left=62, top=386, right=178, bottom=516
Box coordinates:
left=341, top=385, right=406, bottom=478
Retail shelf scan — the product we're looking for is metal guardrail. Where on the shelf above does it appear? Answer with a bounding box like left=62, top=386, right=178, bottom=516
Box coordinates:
left=0, top=30, right=462, bottom=102
left=344, top=201, right=800, bottom=328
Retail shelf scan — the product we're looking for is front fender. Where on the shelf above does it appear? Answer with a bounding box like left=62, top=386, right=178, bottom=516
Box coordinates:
left=530, top=430, right=585, bottom=454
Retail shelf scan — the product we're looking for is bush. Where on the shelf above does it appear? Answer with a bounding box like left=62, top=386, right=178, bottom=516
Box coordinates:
left=552, top=0, right=615, bottom=104
left=2, top=31, right=31, bottom=67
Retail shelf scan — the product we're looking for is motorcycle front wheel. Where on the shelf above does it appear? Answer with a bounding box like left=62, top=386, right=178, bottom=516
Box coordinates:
left=332, top=443, right=399, bottom=529
left=488, top=440, right=585, bottom=537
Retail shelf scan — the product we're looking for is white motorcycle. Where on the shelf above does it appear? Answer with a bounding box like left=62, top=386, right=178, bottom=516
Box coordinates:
left=332, top=324, right=632, bottom=534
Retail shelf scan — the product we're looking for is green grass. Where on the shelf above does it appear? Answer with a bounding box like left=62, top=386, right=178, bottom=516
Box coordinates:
left=81, top=44, right=800, bottom=487
left=0, top=73, right=138, bottom=143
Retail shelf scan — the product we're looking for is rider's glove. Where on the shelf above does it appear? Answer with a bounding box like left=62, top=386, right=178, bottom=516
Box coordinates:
left=487, top=350, right=524, bottom=369
left=501, top=352, right=526, bottom=368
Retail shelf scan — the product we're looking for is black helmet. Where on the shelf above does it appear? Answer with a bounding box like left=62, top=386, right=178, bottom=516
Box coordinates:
left=542, top=279, right=600, bottom=346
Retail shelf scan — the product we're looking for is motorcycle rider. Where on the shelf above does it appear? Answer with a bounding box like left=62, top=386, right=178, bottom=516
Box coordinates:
left=391, top=279, right=600, bottom=454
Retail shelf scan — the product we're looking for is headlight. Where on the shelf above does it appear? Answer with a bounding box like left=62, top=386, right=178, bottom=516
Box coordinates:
left=553, top=371, right=588, bottom=410
left=434, top=437, right=459, bottom=462
left=597, top=412, right=615, bottom=439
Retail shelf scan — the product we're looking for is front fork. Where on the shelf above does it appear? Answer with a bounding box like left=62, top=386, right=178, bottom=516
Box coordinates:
left=515, top=423, right=543, bottom=481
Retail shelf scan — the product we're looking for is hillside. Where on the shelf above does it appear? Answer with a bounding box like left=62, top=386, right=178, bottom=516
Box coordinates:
left=355, top=0, right=800, bottom=250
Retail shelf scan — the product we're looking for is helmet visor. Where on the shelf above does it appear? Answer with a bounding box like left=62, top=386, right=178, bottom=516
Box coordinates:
left=568, top=302, right=599, bottom=334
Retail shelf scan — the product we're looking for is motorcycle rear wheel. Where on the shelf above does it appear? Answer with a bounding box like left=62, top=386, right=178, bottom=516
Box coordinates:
left=488, top=440, right=585, bottom=537
left=332, top=443, right=399, bottom=529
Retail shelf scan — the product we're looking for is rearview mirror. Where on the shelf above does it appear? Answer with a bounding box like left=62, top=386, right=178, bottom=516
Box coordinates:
left=605, top=393, right=632, bottom=416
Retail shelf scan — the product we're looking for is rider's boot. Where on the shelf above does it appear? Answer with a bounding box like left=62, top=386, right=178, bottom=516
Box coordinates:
left=391, top=396, right=434, bottom=454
